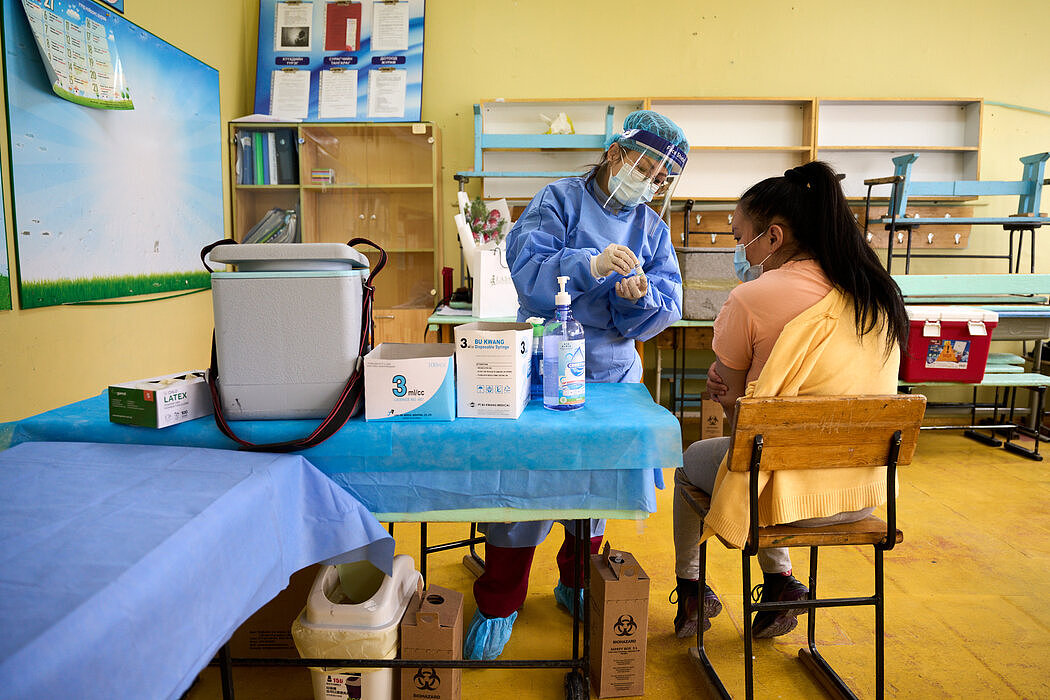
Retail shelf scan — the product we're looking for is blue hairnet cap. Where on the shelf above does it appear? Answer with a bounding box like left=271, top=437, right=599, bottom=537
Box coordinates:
left=619, top=110, right=689, bottom=153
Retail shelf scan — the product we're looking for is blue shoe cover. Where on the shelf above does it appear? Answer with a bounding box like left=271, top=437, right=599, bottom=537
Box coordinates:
left=554, top=581, right=585, bottom=621
left=463, top=609, right=517, bottom=660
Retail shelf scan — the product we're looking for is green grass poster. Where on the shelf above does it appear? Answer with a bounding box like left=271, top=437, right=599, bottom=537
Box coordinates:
left=3, top=0, right=221, bottom=308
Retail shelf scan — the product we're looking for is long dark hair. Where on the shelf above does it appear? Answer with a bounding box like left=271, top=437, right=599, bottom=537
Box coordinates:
left=738, top=160, right=908, bottom=352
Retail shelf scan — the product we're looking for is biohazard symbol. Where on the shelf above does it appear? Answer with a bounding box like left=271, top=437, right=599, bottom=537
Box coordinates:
left=614, top=614, right=637, bottom=636
left=413, top=667, right=441, bottom=691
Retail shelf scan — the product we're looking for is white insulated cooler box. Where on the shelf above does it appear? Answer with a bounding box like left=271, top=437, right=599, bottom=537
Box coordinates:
left=209, top=243, right=369, bottom=420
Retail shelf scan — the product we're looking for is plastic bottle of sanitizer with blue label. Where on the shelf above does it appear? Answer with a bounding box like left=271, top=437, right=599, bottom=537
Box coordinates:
left=542, top=276, right=585, bottom=411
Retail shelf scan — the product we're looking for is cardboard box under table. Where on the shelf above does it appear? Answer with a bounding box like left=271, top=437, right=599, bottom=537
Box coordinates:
left=901, top=305, right=998, bottom=383
left=400, top=585, right=464, bottom=700
left=589, top=544, right=650, bottom=698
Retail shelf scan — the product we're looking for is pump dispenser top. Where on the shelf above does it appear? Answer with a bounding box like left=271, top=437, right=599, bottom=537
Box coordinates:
left=555, top=276, right=571, bottom=306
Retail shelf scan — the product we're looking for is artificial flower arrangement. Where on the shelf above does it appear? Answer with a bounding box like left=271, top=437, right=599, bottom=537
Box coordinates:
left=454, top=194, right=512, bottom=278
left=463, top=196, right=509, bottom=248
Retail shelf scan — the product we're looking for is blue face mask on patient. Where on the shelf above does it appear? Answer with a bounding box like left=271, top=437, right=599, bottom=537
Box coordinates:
left=733, top=232, right=771, bottom=283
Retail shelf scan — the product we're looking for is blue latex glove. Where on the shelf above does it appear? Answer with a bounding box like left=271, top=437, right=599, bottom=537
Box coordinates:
left=554, top=581, right=586, bottom=621
left=463, top=609, right=517, bottom=660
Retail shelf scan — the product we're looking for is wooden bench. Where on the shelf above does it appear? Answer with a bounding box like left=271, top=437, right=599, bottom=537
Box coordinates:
left=894, top=273, right=1050, bottom=460
left=682, top=394, right=926, bottom=700
left=864, top=152, right=1049, bottom=273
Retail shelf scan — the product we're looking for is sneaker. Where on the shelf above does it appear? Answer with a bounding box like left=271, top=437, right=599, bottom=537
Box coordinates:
left=750, top=574, right=809, bottom=639
left=670, top=578, right=722, bottom=638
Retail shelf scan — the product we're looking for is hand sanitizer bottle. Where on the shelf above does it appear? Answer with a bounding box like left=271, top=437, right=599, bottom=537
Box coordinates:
left=542, top=276, right=585, bottom=411
left=526, top=316, right=545, bottom=401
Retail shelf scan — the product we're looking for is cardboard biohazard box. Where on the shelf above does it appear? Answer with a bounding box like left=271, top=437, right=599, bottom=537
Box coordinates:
left=700, top=392, right=726, bottom=440
left=400, top=585, right=464, bottom=700
left=589, top=543, right=650, bottom=698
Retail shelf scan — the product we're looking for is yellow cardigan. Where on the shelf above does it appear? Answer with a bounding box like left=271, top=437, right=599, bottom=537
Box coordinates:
left=701, top=288, right=901, bottom=549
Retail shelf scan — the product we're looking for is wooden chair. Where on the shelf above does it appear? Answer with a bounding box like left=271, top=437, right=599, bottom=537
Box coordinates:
left=680, top=394, right=926, bottom=699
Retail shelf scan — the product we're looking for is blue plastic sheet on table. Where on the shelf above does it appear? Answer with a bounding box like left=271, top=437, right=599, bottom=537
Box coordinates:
left=0, top=441, right=394, bottom=700
left=8, top=383, right=682, bottom=516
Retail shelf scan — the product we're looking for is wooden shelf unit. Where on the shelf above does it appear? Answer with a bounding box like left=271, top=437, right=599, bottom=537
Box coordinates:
left=229, top=121, right=442, bottom=343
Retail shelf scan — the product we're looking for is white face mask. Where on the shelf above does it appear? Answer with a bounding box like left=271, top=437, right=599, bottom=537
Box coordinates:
left=607, top=164, right=658, bottom=208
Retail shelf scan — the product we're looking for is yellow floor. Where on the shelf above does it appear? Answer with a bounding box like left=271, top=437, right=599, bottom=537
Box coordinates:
left=188, top=430, right=1050, bottom=699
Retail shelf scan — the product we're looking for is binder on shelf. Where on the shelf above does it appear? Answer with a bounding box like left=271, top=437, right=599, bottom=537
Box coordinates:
left=267, top=131, right=277, bottom=185
left=253, top=131, right=266, bottom=185
left=239, top=134, right=254, bottom=185
left=275, top=128, right=299, bottom=185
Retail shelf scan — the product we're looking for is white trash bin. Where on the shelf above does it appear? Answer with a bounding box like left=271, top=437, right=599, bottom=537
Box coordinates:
left=208, top=243, right=369, bottom=420
left=291, top=555, right=422, bottom=700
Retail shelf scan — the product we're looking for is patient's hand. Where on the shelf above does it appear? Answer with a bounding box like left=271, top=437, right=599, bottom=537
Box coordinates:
left=707, top=363, right=728, bottom=398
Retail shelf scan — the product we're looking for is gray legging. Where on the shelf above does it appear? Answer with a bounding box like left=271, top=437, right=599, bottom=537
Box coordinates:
left=673, top=437, right=872, bottom=578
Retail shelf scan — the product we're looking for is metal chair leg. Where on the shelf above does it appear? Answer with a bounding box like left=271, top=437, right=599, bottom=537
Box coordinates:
left=743, top=554, right=755, bottom=700
left=689, top=539, right=730, bottom=698
left=797, top=546, right=860, bottom=700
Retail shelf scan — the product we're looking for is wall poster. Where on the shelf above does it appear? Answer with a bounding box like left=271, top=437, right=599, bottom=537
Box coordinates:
left=2, top=0, right=223, bottom=308
left=254, top=0, right=425, bottom=122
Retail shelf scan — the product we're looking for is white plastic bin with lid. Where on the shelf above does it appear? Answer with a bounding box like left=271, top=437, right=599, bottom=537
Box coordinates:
left=291, top=555, right=422, bottom=700
left=208, top=243, right=369, bottom=419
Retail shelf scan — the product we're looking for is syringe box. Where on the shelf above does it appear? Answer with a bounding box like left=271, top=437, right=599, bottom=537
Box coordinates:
left=108, top=371, right=212, bottom=428
left=364, top=343, right=456, bottom=421
left=454, top=322, right=532, bottom=419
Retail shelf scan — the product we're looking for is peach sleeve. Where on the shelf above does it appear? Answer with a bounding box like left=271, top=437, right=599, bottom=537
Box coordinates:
left=712, top=291, right=754, bottom=371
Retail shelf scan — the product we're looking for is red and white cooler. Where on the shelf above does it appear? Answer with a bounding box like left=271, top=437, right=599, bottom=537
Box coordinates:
left=901, top=305, right=998, bottom=383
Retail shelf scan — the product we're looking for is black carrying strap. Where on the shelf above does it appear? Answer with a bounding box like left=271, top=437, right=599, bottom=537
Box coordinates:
left=203, top=237, right=387, bottom=453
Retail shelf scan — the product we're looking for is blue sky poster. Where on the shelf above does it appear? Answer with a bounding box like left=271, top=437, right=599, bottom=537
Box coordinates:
left=3, top=0, right=222, bottom=308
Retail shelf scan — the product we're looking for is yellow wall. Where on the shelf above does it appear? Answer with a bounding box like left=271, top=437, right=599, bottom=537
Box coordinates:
left=2, top=0, right=1049, bottom=420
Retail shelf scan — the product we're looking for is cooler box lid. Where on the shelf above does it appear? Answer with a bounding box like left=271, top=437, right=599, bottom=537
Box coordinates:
left=209, top=243, right=369, bottom=271
left=905, top=305, right=999, bottom=324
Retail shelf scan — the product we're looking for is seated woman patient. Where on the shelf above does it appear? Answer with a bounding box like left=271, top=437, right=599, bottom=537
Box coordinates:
left=671, top=161, right=908, bottom=639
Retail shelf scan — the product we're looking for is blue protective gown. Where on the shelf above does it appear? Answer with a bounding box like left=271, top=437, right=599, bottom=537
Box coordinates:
left=482, top=175, right=683, bottom=548
left=506, top=175, right=683, bottom=382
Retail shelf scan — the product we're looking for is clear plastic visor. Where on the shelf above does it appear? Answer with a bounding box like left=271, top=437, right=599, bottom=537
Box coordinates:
left=603, top=130, right=687, bottom=217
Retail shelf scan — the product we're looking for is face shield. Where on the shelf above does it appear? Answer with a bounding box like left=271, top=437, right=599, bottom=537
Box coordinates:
left=601, top=128, right=688, bottom=218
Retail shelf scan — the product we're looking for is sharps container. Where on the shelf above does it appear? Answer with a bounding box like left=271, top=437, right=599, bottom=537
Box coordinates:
left=291, top=555, right=422, bottom=700
left=208, top=243, right=369, bottom=419
left=901, top=305, right=999, bottom=383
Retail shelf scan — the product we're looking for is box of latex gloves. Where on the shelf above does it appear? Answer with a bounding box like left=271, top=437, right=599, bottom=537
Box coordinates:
left=454, top=321, right=532, bottom=418
left=108, top=371, right=212, bottom=428
left=364, top=344, right=456, bottom=421
left=589, top=543, right=650, bottom=698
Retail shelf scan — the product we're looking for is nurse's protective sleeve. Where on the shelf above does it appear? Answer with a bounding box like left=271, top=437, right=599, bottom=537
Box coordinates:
left=607, top=222, right=683, bottom=341
left=505, top=187, right=604, bottom=316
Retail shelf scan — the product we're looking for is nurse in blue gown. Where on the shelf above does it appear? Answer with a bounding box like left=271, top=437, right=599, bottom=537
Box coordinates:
left=463, top=110, right=689, bottom=660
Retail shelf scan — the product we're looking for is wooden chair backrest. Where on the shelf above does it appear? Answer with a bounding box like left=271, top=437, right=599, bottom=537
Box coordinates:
left=726, top=395, right=926, bottom=473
